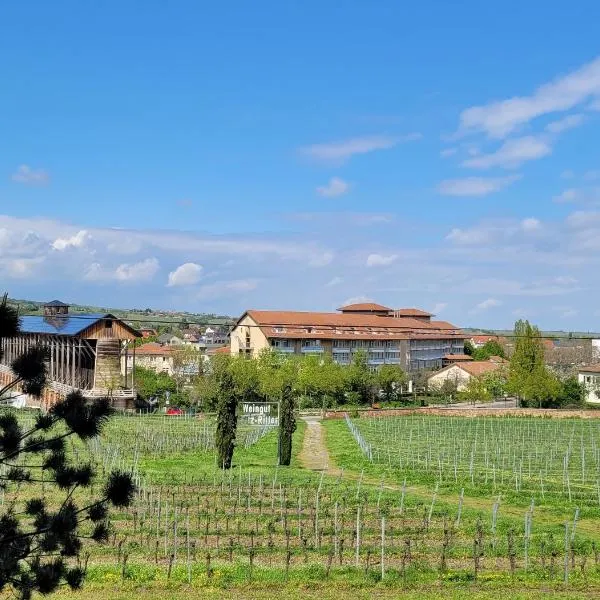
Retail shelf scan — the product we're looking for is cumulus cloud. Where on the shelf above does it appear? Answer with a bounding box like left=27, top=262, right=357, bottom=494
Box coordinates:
left=545, top=113, right=585, bottom=133
left=437, top=175, right=521, bottom=197
left=326, top=276, right=343, bottom=287
left=86, top=258, right=159, bottom=282
left=167, top=262, right=203, bottom=287
left=462, top=136, right=552, bottom=169
left=473, top=298, right=502, bottom=311
left=521, top=218, right=542, bottom=232
left=196, top=279, right=258, bottom=300
left=316, top=177, right=350, bottom=197
left=446, top=227, right=491, bottom=245
left=11, top=165, right=50, bottom=185
left=52, top=230, right=90, bottom=251
left=366, top=253, right=398, bottom=267
left=440, top=148, right=458, bottom=158
left=457, top=56, right=600, bottom=138
left=301, top=133, right=420, bottom=163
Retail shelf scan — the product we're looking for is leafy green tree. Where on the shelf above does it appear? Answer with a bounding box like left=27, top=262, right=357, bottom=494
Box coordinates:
left=215, top=369, right=238, bottom=469
left=344, top=350, right=376, bottom=405
left=542, top=376, right=584, bottom=408
left=472, top=340, right=506, bottom=361
left=133, top=366, right=178, bottom=408
left=508, top=320, right=559, bottom=407
left=278, top=384, right=296, bottom=466
left=459, top=375, right=492, bottom=405
left=296, top=354, right=344, bottom=407
left=464, top=340, right=475, bottom=356
left=376, top=364, right=407, bottom=403
left=482, top=368, right=508, bottom=398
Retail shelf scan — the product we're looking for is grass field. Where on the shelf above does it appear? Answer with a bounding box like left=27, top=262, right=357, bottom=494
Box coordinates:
left=3, top=410, right=600, bottom=599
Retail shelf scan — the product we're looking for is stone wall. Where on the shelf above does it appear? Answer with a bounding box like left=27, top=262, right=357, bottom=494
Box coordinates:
left=325, top=406, right=600, bottom=419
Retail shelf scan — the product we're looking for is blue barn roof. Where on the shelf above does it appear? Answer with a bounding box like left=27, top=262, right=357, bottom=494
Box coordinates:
left=19, top=313, right=134, bottom=337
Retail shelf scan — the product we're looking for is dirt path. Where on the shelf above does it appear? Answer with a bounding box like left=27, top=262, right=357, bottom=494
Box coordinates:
left=299, top=417, right=340, bottom=474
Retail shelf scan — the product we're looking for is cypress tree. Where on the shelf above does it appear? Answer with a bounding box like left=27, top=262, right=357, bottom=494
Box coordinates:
left=215, top=370, right=238, bottom=469
left=278, top=384, right=296, bottom=466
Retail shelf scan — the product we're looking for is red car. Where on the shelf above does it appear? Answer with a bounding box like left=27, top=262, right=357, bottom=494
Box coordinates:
left=166, top=407, right=184, bottom=416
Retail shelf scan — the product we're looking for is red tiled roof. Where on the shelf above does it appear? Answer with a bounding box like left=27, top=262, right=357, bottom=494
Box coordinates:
left=395, top=308, right=432, bottom=317
left=338, top=302, right=392, bottom=313
left=207, top=345, right=230, bottom=355
left=136, top=343, right=173, bottom=356
left=444, top=354, right=473, bottom=361
left=579, top=364, right=600, bottom=374
left=459, top=361, right=504, bottom=376
left=242, top=309, right=465, bottom=342
left=470, top=335, right=500, bottom=344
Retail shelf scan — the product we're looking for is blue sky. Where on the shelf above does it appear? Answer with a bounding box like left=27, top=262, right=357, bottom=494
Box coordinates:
left=2, top=1, right=600, bottom=329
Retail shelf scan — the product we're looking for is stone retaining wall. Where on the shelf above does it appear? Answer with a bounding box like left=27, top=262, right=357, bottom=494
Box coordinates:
left=325, top=407, right=600, bottom=419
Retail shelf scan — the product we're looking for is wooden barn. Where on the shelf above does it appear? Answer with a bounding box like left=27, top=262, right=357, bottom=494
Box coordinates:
left=0, top=300, right=140, bottom=409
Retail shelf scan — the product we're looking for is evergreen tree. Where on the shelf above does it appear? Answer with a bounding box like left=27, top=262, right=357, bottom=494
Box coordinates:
left=215, top=370, right=238, bottom=469
left=278, top=384, right=296, bottom=466
left=0, top=294, right=135, bottom=599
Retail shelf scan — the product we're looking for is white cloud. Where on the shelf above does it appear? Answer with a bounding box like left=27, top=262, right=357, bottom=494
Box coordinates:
left=167, top=262, right=203, bottom=287
left=301, top=133, right=421, bottom=163
left=446, top=227, right=491, bottom=245
left=584, top=170, right=600, bottom=181
left=11, top=165, right=50, bottom=185
left=115, top=258, right=159, bottom=282
left=196, top=279, right=258, bottom=300
left=462, top=136, right=552, bottom=169
left=316, top=177, right=350, bottom=198
left=308, top=252, right=334, bottom=267
left=521, top=217, right=542, bottom=232
left=458, top=56, right=600, bottom=138
left=473, top=298, right=502, bottom=311
left=52, top=230, right=90, bottom=251
left=326, top=276, right=343, bottom=287
left=553, top=188, right=580, bottom=203
left=437, top=175, right=521, bottom=197
left=3, top=257, right=45, bottom=279
left=440, top=148, right=458, bottom=158
left=561, top=169, right=575, bottom=179
left=545, top=113, right=585, bottom=133
left=86, top=258, right=159, bottom=283
left=366, top=253, right=398, bottom=267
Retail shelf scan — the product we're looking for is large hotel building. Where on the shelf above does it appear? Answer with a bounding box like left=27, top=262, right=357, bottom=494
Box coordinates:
left=230, top=302, right=466, bottom=371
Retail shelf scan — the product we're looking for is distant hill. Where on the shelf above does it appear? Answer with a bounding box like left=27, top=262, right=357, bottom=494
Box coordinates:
left=462, top=327, right=600, bottom=339
left=9, top=297, right=235, bottom=331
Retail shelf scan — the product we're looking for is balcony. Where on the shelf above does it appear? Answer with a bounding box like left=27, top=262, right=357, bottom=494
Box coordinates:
left=368, top=358, right=385, bottom=365
left=301, top=345, right=324, bottom=353
left=332, top=347, right=351, bottom=353
left=272, top=346, right=296, bottom=353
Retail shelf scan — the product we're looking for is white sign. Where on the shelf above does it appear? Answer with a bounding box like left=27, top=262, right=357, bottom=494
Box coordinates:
left=241, top=402, right=279, bottom=426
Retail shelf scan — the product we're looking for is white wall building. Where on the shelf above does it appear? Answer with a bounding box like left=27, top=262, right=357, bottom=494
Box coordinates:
left=578, top=365, right=600, bottom=405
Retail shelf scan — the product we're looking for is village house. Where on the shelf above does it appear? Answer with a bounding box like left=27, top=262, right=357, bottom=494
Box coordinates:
left=427, top=357, right=507, bottom=392
left=578, top=364, right=600, bottom=405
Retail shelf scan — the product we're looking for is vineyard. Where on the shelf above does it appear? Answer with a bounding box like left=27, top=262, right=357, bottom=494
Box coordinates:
left=3, top=411, right=600, bottom=599
left=343, top=414, right=600, bottom=504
